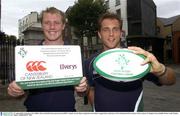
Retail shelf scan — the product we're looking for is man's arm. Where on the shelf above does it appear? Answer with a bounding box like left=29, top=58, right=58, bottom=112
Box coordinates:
left=154, top=64, right=176, bottom=85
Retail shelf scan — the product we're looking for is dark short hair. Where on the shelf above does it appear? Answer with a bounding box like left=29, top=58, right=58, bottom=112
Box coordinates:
left=40, top=7, right=66, bottom=24
left=98, top=12, right=123, bottom=31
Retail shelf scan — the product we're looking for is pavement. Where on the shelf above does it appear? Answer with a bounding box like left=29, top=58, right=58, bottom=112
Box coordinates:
left=0, top=64, right=180, bottom=112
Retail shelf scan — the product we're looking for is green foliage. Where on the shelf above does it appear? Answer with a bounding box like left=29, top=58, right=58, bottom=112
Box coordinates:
left=0, top=32, right=17, bottom=45
left=67, top=0, right=107, bottom=39
left=0, top=32, right=17, bottom=40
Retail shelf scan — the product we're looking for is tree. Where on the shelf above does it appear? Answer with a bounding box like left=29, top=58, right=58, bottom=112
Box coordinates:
left=67, top=0, right=107, bottom=53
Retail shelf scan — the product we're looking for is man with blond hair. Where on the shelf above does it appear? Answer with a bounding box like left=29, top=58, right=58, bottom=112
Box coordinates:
left=8, top=7, right=88, bottom=112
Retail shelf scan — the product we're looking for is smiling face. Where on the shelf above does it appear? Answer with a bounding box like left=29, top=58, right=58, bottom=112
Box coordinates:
left=42, top=12, right=65, bottom=44
left=98, top=18, right=122, bottom=51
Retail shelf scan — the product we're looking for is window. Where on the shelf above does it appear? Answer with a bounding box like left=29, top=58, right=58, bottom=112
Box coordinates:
left=92, top=37, right=97, bottom=45
left=156, top=26, right=160, bottom=34
left=116, top=0, right=121, bottom=6
left=116, top=9, right=121, bottom=18
left=105, top=0, right=109, bottom=9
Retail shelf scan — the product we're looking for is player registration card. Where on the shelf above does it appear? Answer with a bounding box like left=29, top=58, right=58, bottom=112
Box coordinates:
left=15, top=45, right=83, bottom=90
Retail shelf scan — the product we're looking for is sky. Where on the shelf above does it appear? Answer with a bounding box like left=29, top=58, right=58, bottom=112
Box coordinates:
left=153, top=0, right=180, bottom=18
left=1, top=0, right=180, bottom=37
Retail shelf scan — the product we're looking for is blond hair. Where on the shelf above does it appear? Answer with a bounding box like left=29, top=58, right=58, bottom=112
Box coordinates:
left=40, top=7, right=66, bottom=24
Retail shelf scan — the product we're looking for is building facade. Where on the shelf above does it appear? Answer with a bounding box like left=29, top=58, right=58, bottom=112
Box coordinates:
left=157, top=15, right=180, bottom=64
left=105, top=0, right=156, bottom=36
left=18, top=12, right=44, bottom=45
left=127, top=0, right=156, bottom=36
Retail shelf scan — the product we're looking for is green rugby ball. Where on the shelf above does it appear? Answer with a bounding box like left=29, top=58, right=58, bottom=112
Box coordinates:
left=93, top=48, right=151, bottom=82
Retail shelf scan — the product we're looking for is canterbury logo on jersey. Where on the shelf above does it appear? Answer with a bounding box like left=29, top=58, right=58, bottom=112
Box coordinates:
left=26, top=61, right=47, bottom=72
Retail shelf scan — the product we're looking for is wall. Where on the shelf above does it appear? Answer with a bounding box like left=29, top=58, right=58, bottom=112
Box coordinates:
left=127, top=0, right=156, bottom=36
left=173, top=31, right=180, bottom=63
left=141, top=0, right=156, bottom=36
left=156, top=18, right=166, bottom=38
left=23, top=27, right=44, bottom=45
left=173, top=17, right=180, bottom=32
left=18, top=12, right=39, bottom=39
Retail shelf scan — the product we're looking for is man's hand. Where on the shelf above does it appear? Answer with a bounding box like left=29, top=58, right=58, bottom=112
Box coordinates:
left=128, top=46, right=176, bottom=85
left=75, top=77, right=89, bottom=97
left=128, top=46, right=164, bottom=75
left=8, top=81, right=25, bottom=97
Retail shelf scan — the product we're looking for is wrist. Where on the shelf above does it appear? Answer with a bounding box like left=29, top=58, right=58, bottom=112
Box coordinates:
left=157, top=64, right=167, bottom=77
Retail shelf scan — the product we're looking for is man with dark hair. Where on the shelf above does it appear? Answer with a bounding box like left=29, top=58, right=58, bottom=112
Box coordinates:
left=85, top=12, right=176, bottom=112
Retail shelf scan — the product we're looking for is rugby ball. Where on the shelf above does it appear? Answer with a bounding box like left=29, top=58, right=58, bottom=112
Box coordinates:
left=93, top=48, right=151, bottom=82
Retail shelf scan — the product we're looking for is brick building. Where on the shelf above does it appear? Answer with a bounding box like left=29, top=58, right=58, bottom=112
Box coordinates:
left=157, top=15, right=180, bottom=64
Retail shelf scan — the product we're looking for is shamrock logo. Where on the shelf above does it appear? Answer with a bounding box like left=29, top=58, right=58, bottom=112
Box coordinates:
left=115, top=54, right=129, bottom=70
left=18, top=47, right=27, bottom=58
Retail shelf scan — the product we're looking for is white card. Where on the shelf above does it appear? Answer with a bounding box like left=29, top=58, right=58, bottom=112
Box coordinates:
left=15, top=45, right=83, bottom=89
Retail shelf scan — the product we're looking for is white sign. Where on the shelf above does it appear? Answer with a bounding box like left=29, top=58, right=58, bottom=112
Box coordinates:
left=93, top=48, right=151, bottom=82
left=15, top=45, right=83, bottom=89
